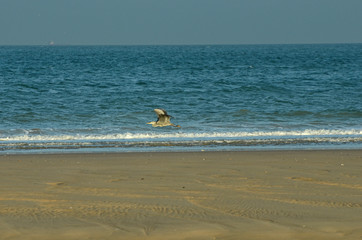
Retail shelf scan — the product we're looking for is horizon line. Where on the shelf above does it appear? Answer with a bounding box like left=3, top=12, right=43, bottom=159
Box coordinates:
left=1, top=41, right=361, bottom=47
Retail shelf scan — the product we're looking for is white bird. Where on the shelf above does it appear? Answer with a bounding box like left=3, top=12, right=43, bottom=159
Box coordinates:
left=147, top=108, right=181, bottom=128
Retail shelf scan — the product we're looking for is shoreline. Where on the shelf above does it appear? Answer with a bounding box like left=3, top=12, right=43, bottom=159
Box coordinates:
left=1, top=149, right=361, bottom=239
left=1, top=146, right=361, bottom=156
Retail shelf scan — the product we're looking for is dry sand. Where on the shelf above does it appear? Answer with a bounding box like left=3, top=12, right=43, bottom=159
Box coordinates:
left=0, top=150, right=361, bottom=240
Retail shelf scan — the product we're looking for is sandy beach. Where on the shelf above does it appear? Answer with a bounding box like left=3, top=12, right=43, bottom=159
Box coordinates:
left=0, top=150, right=361, bottom=240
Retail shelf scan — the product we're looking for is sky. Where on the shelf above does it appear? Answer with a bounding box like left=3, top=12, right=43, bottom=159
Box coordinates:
left=1, top=0, right=362, bottom=45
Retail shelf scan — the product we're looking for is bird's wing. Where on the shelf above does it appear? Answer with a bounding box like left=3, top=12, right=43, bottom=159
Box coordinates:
left=154, top=108, right=167, bottom=117
left=154, top=108, right=174, bottom=125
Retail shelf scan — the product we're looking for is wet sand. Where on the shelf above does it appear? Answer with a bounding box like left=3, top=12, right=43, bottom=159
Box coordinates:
left=0, top=150, right=361, bottom=240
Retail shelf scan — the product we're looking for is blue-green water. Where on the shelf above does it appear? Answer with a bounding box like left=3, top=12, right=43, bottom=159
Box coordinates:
left=1, top=44, right=361, bottom=153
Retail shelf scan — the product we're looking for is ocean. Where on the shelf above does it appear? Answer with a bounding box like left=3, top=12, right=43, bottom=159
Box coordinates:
left=0, top=44, right=361, bottom=153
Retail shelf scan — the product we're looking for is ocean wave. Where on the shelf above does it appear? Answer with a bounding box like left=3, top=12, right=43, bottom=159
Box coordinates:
left=1, top=129, right=361, bottom=153
left=1, top=129, right=361, bottom=142
left=1, top=137, right=361, bottom=152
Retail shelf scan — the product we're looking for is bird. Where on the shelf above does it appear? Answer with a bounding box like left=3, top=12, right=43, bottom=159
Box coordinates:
left=147, top=108, right=181, bottom=128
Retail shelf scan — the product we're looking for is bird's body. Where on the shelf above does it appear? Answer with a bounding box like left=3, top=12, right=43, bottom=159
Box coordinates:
left=147, top=109, right=180, bottom=128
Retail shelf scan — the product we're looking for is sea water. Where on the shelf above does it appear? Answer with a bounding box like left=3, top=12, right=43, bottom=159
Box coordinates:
left=0, top=44, right=361, bottom=153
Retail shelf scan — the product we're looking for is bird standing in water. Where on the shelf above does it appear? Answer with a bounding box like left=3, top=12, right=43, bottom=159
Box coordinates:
left=147, top=109, right=181, bottom=128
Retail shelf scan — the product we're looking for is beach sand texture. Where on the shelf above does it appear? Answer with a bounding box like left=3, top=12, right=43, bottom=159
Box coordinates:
left=0, top=150, right=361, bottom=240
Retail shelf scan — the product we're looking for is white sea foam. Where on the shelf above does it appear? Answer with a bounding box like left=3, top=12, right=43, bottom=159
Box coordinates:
left=1, top=129, right=361, bottom=142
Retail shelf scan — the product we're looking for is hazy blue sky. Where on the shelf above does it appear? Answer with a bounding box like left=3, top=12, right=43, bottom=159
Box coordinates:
left=1, top=0, right=362, bottom=45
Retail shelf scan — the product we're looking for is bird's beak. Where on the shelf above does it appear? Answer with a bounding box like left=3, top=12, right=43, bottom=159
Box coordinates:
left=146, top=122, right=152, bottom=124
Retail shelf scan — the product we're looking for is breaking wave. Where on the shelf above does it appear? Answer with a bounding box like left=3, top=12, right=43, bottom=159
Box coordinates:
left=1, top=129, right=361, bottom=153
left=1, top=129, right=361, bottom=142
